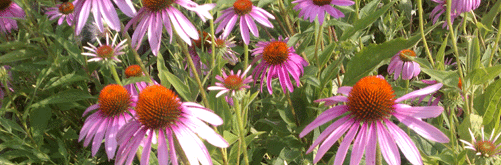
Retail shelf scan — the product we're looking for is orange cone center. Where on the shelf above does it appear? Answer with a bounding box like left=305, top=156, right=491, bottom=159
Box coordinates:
left=348, top=76, right=395, bottom=121
left=233, top=0, right=253, bottom=16
left=98, top=84, right=131, bottom=117
left=262, top=41, right=289, bottom=65
left=135, top=85, right=182, bottom=129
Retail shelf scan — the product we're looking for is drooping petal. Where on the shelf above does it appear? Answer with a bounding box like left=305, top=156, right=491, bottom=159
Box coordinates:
left=334, top=123, right=359, bottom=165
left=376, top=121, right=400, bottom=165
left=385, top=120, right=423, bottom=165
left=300, top=105, right=348, bottom=137
left=393, top=104, right=444, bottom=119
left=395, top=83, right=443, bottom=102
left=394, top=113, right=450, bottom=143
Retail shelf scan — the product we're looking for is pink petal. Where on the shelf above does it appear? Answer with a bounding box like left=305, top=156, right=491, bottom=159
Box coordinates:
left=385, top=120, right=423, bottom=165
left=376, top=121, right=400, bottom=165
left=394, top=113, right=450, bottom=143
left=393, top=104, right=444, bottom=119
left=395, top=83, right=443, bottom=102
left=334, top=123, right=359, bottom=165
left=300, top=105, right=348, bottom=137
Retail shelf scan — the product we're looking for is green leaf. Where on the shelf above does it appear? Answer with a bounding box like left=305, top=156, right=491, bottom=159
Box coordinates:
left=467, top=31, right=481, bottom=73
left=0, top=118, right=25, bottom=133
left=318, top=42, right=336, bottom=68
left=420, top=68, right=459, bottom=88
left=480, top=0, right=501, bottom=34
left=480, top=79, right=501, bottom=125
left=157, top=54, right=192, bottom=101
left=435, top=35, right=448, bottom=70
left=156, top=54, right=171, bottom=88
left=30, top=89, right=93, bottom=108
left=30, top=107, right=51, bottom=145
left=339, top=1, right=396, bottom=41
left=45, top=73, right=87, bottom=90
left=0, top=49, right=42, bottom=64
left=466, top=65, right=501, bottom=85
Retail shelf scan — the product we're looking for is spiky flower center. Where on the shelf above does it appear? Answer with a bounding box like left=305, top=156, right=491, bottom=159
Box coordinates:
left=0, top=0, right=11, bottom=11
left=96, top=45, right=114, bottom=59
left=475, top=140, right=496, bottom=157
left=215, top=38, right=226, bottom=48
left=125, top=65, right=143, bottom=78
left=136, top=85, right=182, bottom=129
left=398, top=49, right=416, bottom=62
left=262, top=41, right=289, bottom=65
left=58, top=2, right=74, bottom=14
left=142, top=0, right=174, bottom=12
left=233, top=0, right=253, bottom=16
left=312, top=0, right=331, bottom=6
left=98, top=84, right=131, bottom=117
left=224, top=75, right=243, bottom=90
left=347, top=76, right=396, bottom=121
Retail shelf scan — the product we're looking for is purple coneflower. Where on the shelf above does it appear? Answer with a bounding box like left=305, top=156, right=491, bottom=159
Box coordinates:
left=251, top=37, right=308, bottom=95
left=80, top=84, right=136, bottom=160
left=213, top=35, right=240, bottom=65
left=46, top=1, right=75, bottom=26
left=430, top=0, right=481, bottom=28
left=292, top=0, right=354, bottom=24
left=124, top=0, right=215, bottom=56
left=123, top=65, right=159, bottom=97
left=194, top=32, right=239, bottom=65
left=0, top=0, right=25, bottom=34
left=460, top=128, right=501, bottom=158
left=388, top=49, right=421, bottom=80
left=73, top=0, right=136, bottom=35
left=301, top=76, right=449, bottom=165
left=82, top=33, right=127, bottom=62
left=208, top=66, right=253, bottom=105
left=215, top=0, right=275, bottom=44
left=115, top=84, right=228, bottom=165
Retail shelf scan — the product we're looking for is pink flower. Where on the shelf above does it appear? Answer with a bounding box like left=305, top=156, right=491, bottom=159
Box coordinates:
left=73, top=0, right=136, bottom=35
left=0, top=0, right=25, bottom=33
left=46, top=2, right=75, bottom=26
left=292, top=0, right=354, bottom=25
left=82, top=33, right=127, bottom=62
left=125, top=0, right=215, bottom=56
left=80, top=84, right=137, bottom=160
left=460, top=128, right=501, bottom=158
left=123, top=65, right=159, bottom=97
left=115, top=85, right=228, bottom=165
left=388, top=49, right=421, bottom=80
left=301, top=76, right=449, bottom=165
left=251, top=37, right=308, bottom=94
left=430, top=0, right=481, bottom=28
left=208, top=66, right=253, bottom=105
left=215, top=0, right=275, bottom=44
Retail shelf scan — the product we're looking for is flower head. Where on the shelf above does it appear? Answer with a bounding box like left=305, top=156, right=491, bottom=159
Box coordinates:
left=461, top=128, right=501, bottom=158
left=123, top=65, right=159, bottom=97
left=251, top=37, right=308, bottom=94
left=124, top=0, right=215, bottom=56
left=208, top=66, right=253, bottom=105
left=46, top=1, right=75, bottom=26
left=80, top=84, right=136, bottom=160
left=430, top=0, right=481, bottom=28
left=301, top=76, right=449, bottom=165
left=215, top=0, right=275, bottom=44
left=82, top=33, right=127, bottom=63
left=0, top=0, right=25, bottom=34
left=388, top=49, right=421, bottom=80
left=292, top=0, right=354, bottom=25
left=115, top=84, right=228, bottom=165
left=73, top=0, right=136, bottom=34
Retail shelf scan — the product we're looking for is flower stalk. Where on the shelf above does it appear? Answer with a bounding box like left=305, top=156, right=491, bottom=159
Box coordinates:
left=233, top=95, right=249, bottom=165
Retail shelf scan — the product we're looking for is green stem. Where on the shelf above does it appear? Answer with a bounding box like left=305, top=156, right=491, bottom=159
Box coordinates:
left=178, top=37, right=210, bottom=108
left=314, top=23, right=323, bottom=73
left=208, top=2, right=216, bottom=68
left=122, top=27, right=153, bottom=83
left=376, top=143, right=382, bottom=165
left=417, top=0, right=435, bottom=67
left=446, top=0, right=470, bottom=115
left=404, top=79, right=409, bottom=95
left=489, top=14, right=501, bottom=67
left=110, top=65, right=123, bottom=86
left=233, top=96, right=249, bottom=165
left=285, top=92, right=300, bottom=127
left=244, top=44, right=249, bottom=69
